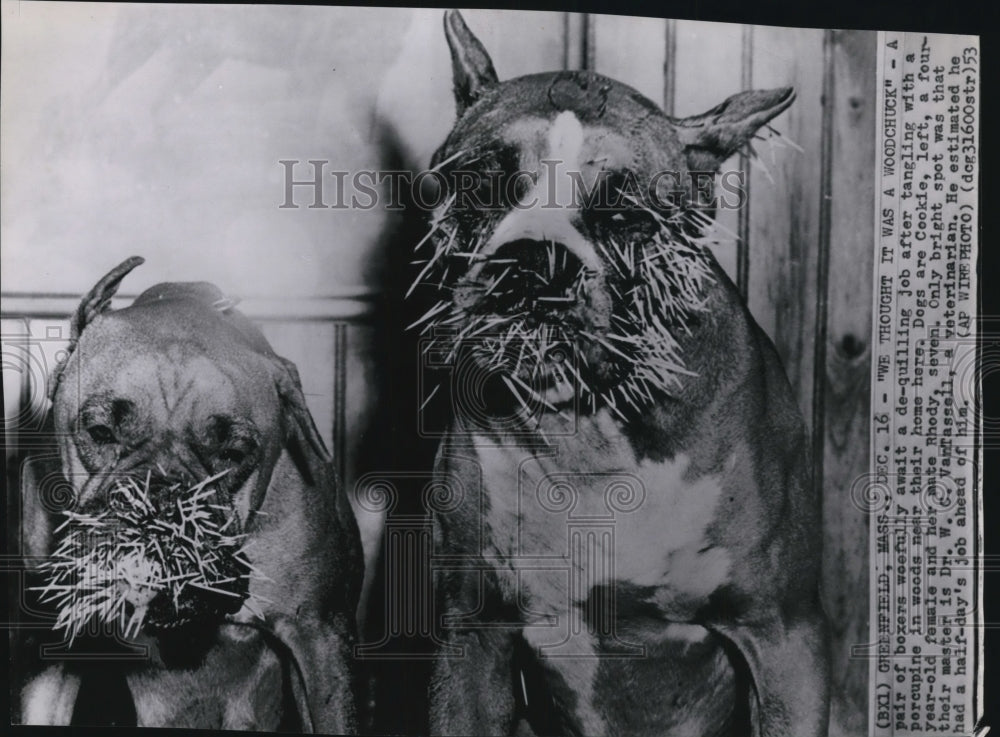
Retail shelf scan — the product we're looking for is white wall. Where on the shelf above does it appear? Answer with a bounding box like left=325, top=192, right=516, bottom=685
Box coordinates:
left=1, top=3, right=565, bottom=300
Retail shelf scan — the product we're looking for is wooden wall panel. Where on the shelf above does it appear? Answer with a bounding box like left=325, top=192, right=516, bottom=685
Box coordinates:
left=822, top=30, right=877, bottom=737
left=591, top=13, right=667, bottom=104
left=461, top=9, right=567, bottom=79
left=588, top=15, right=876, bottom=734
left=673, top=20, right=746, bottom=282
left=374, top=9, right=569, bottom=171
left=671, top=21, right=745, bottom=119
left=2, top=319, right=32, bottom=462
left=2, top=318, right=32, bottom=555
left=259, top=320, right=337, bottom=455
left=747, top=25, right=827, bottom=430
left=25, top=319, right=72, bottom=425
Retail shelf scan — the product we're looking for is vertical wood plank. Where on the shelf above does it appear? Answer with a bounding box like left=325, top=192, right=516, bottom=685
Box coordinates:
left=462, top=9, right=568, bottom=78
left=3, top=319, right=31, bottom=563
left=27, top=319, right=72, bottom=427
left=662, top=19, right=677, bottom=117
left=673, top=19, right=745, bottom=283
left=16, top=318, right=71, bottom=563
left=259, top=320, right=336, bottom=454
left=736, top=25, right=754, bottom=297
left=582, top=13, right=595, bottom=71
left=2, top=319, right=32, bottom=461
left=746, top=25, right=826, bottom=430
left=822, top=29, right=877, bottom=737
left=591, top=13, right=667, bottom=104
left=375, top=8, right=569, bottom=169
left=671, top=20, right=744, bottom=117
left=561, top=10, right=593, bottom=72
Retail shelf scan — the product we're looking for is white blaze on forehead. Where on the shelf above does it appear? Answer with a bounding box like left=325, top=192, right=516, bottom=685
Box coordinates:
left=546, top=110, right=585, bottom=167
left=496, top=111, right=585, bottom=209
left=484, top=111, right=601, bottom=270
left=541, top=111, right=584, bottom=210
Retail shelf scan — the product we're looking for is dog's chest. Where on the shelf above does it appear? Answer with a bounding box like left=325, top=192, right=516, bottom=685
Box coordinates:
left=455, top=410, right=734, bottom=621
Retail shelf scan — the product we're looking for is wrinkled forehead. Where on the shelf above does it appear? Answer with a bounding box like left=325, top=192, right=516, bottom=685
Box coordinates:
left=59, top=305, right=277, bottom=419
left=441, top=71, right=686, bottom=172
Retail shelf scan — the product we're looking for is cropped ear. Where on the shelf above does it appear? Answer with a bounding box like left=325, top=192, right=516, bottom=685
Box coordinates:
left=443, top=9, right=499, bottom=115
left=70, top=256, right=144, bottom=339
left=672, top=87, right=795, bottom=171
left=272, top=355, right=332, bottom=467
left=48, top=256, right=144, bottom=400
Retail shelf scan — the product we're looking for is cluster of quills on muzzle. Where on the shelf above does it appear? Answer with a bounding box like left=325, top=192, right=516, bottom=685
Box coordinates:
left=407, top=152, right=724, bottom=423
left=35, top=471, right=265, bottom=642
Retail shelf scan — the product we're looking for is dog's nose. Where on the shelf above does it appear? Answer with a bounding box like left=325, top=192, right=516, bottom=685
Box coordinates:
left=487, top=239, right=581, bottom=282
left=480, top=195, right=602, bottom=279
left=460, top=239, right=587, bottom=314
left=145, top=471, right=194, bottom=509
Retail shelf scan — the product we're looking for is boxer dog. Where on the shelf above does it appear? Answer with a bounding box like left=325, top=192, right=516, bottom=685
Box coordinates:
left=19, top=257, right=363, bottom=731
left=414, top=11, right=830, bottom=737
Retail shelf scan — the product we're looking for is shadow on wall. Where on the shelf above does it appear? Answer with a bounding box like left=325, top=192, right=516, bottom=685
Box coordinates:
left=346, top=10, right=464, bottom=734
left=351, top=122, right=443, bottom=737
left=2, top=4, right=415, bottom=298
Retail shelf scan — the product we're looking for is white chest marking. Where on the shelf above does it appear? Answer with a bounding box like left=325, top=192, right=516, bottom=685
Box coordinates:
left=470, top=423, right=732, bottom=618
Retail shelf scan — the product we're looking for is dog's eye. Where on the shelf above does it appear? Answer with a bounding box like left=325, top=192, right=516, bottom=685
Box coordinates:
left=86, top=424, right=116, bottom=445
left=218, top=448, right=246, bottom=465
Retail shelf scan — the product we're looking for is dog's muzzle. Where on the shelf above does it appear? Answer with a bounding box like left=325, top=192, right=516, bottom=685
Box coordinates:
left=455, top=239, right=591, bottom=321
left=103, top=469, right=249, bottom=630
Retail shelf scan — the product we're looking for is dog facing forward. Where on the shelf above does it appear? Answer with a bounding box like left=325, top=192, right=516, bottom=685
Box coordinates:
left=412, top=11, right=830, bottom=737
left=19, top=257, right=363, bottom=732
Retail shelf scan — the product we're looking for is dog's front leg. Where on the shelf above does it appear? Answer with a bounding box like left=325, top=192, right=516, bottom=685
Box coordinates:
left=20, top=664, right=81, bottom=725
left=429, top=628, right=518, bottom=737
left=272, top=614, right=357, bottom=734
left=712, top=608, right=830, bottom=737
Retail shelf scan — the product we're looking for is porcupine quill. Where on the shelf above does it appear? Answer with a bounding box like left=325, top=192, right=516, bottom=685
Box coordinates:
left=405, top=130, right=797, bottom=420
left=34, top=472, right=269, bottom=643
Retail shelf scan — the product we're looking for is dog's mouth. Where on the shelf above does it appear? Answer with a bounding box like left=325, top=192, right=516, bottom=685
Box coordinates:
left=132, top=557, right=249, bottom=632
left=37, top=473, right=259, bottom=642
left=114, top=484, right=251, bottom=632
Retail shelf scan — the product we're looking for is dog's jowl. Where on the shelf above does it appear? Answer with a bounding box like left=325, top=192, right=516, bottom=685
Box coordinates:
left=21, top=257, right=363, bottom=732
left=413, top=11, right=831, bottom=737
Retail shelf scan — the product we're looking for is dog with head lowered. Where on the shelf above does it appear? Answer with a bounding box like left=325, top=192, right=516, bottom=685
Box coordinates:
left=413, top=11, right=830, bottom=737
left=20, top=257, right=363, bottom=732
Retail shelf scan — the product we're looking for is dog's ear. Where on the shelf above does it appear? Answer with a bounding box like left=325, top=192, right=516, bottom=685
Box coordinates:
left=444, top=9, right=499, bottom=115
left=272, top=355, right=333, bottom=466
left=69, top=256, right=145, bottom=339
left=48, top=256, right=145, bottom=401
left=672, top=87, right=795, bottom=172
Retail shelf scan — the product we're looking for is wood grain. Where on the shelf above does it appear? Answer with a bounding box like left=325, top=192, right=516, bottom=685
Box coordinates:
left=821, top=29, right=877, bottom=737
left=592, top=13, right=667, bottom=104
left=673, top=19, right=746, bottom=283
left=259, top=320, right=336, bottom=453
left=747, top=25, right=826, bottom=430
